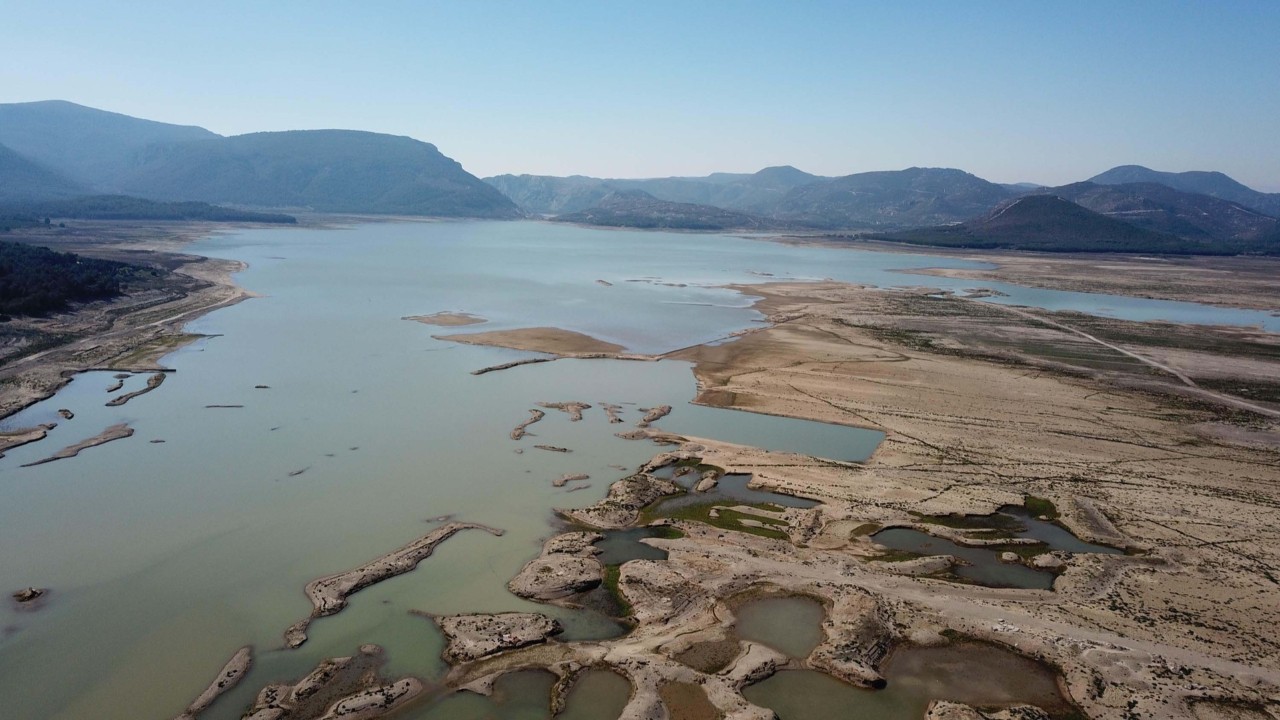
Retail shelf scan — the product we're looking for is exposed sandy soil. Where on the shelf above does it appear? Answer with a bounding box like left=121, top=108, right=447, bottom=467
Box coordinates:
left=435, top=275, right=1280, bottom=719
left=901, top=251, right=1280, bottom=312
left=21, top=422, right=134, bottom=467
left=435, top=327, right=626, bottom=354
left=402, top=312, right=488, bottom=327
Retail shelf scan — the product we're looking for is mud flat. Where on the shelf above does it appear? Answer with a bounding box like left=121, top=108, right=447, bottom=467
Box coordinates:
left=284, top=522, right=505, bottom=647
left=537, top=401, right=592, bottom=421
left=436, top=327, right=626, bottom=355
left=441, top=275, right=1280, bottom=720
left=473, top=357, right=557, bottom=375
left=402, top=311, right=487, bottom=326
left=173, top=646, right=252, bottom=720
left=601, top=403, right=624, bottom=423
left=651, top=281, right=1280, bottom=717
left=105, top=371, right=166, bottom=406
left=637, top=404, right=673, bottom=427
left=553, top=473, right=590, bottom=488
left=0, top=424, right=53, bottom=457
left=510, top=409, right=545, bottom=440
left=21, top=423, right=134, bottom=467
left=904, top=252, right=1280, bottom=311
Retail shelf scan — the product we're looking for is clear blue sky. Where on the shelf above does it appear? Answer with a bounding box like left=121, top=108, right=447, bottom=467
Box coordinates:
left=3, top=1, right=1278, bottom=189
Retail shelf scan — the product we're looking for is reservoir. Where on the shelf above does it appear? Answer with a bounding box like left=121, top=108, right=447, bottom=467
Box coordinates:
left=0, top=220, right=1270, bottom=720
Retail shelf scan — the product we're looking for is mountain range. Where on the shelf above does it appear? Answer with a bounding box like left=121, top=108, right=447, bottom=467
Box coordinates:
left=1, top=100, right=1278, bottom=254
left=0, top=100, right=519, bottom=217
left=551, top=189, right=787, bottom=231
left=873, top=195, right=1203, bottom=254
left=1089, top=165, right=1280, bottom=218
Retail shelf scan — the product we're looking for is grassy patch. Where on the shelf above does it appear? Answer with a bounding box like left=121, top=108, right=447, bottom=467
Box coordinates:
left=648, top=525, right=686, bottom=540
left=986, top=542, right=1051, bottom=560
left=911, top=510, right=1022, bottom=531
left=1023, top=495, right=1059, bottom=520
left=868, top=548, right=924, bottom=563
left=1196, top=377, right=1280, bottom=405
left=673, top=458, right=726, bottom=475
left=649, top=501, right=790, bottom=541
left=602, top=564, right=632, bottom=618
left=849, top=522, right=882, bottom=537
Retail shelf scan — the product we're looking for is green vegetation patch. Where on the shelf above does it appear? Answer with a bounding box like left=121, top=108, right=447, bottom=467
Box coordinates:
left=602, top=564, right=632, bottom=618
left=1023, top=495, right=1059, bottom=520
left=868, top=548, right=924, bottom=563
left=911, top=510, right=1022, bottom=532
left=647, top=500, right=790, bottom=541
left=849, top=523, right=882, bottom=538
left=0, top=240, right=164, bottom=318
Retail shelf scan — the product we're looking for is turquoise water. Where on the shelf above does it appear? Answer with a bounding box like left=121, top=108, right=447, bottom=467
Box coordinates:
left=0, top=220, right=1269, bottom=720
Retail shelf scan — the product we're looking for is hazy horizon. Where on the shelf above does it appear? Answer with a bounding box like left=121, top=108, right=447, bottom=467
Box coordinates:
left=4, top=1, right=1279, bottom=190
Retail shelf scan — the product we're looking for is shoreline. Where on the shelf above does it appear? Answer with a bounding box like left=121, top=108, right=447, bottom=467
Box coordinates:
left=427, top=273, right=1280, bottom=718
left=7, top=218, right=1278, bottom=719
left=0, top=220, right=264, bottom=424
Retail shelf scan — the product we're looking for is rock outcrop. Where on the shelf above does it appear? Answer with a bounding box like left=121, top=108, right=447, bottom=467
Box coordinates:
left=434, top=612, right=563, bottom=663
left=508, top=532, right=604, bottom=602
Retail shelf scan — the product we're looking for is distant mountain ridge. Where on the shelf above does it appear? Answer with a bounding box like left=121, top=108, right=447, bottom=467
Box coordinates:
left=551, top=189, right=785, bottom=230
left=874, top=195, right=1204, bottom=254
left=485, top=165, right=822, bottom=216
left=0, top=143, right=86, bottom=202
left=1042, top=181, right=1279, bottom=242
left=1090, top=165, right=1280, bottom=217
left=0, top=100, right=218, bottom=187
left=772, top=167, right=1014, bottom=228
left=114, top=130, right=519, bottom=216
left=0, top=100, right=518, bottom=218
left=489, top=166, right=1016, bottom=229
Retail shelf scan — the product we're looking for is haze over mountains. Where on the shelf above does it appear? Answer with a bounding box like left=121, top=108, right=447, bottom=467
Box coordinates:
left=0, top=100, right=518, bottom=217
left=0, top=100, right=1277, bottom=254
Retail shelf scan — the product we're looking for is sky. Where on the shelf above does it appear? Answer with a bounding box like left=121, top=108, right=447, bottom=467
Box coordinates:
left=3, top=1, right=1278, bottom=189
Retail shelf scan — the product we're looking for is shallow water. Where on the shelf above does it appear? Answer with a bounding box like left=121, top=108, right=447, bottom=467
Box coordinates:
left=653, top=473, right=821, bottom=514
left=871, top=528, right=1056, bottom=589
left=0, top=221, right=1265, bottom=720
left=744, top=642, right=1073, bottom=719
left=734, top=595, right=826, bottom=658
left=408, top=669, right=557, bottom=720
left=559, top=670, right=632, bottom=720
left=594, top=527, right=673, bottom=565
left=1002, top=505, right=1124, bottom=554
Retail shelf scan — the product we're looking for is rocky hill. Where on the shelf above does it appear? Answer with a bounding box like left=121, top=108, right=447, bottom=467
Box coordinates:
left=551, top=189, right=785, bottom=230
left=1089, top=165, right=1280, bottom=217
left=874, top=195, right=1209, bottom=253
left=773, top=167, right=1014, bottom=228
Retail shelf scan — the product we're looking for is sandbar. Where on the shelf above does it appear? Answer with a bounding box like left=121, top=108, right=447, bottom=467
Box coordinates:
left=402, top=311, right=488, bottom=327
